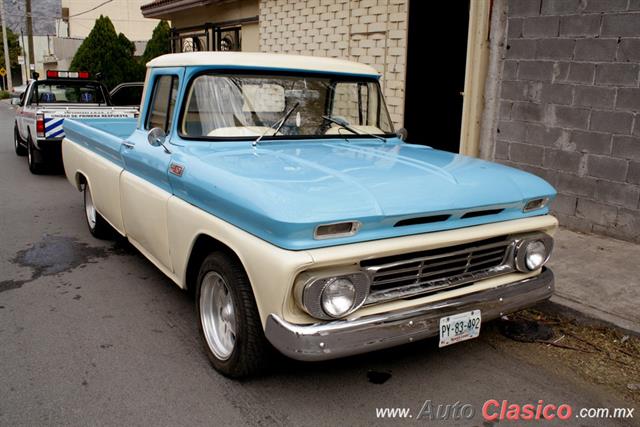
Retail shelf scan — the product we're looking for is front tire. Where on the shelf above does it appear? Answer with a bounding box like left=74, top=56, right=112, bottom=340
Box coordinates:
left=196, top=252, right=270, bottom=378
left=83, top=184, right=111, bottom=239
left=14, top=125, right=26, bottom=156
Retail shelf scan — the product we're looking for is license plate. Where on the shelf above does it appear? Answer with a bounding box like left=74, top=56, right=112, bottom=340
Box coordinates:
left=439, top=310, right=481, bottom=347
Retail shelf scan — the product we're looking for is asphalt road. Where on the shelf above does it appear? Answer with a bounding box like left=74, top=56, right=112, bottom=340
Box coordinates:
left=0, top=101, right=634, bottom=427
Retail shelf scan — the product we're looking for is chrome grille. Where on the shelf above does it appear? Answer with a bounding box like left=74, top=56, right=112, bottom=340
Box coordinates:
left=361, top=236, right=516, bottom=305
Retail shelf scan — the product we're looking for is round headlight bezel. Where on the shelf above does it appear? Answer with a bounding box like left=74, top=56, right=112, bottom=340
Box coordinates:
left=515, top=234, right=553, bottom=272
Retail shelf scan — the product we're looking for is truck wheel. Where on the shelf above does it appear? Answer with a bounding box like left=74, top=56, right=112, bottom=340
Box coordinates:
left=196, top=252, right=270, bottom=378
left=27, top=137, right=46, bottom=174
left=83, top=184, right=111, bottom=239
left=14, top=125, right=26, bottom=156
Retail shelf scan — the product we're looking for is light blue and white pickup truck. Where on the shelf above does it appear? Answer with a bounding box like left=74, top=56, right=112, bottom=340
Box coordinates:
left=62, top=52, right=558, bottom=378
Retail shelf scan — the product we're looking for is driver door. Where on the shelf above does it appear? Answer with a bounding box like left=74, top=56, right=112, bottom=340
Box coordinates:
left=16, top=84, right=32, bottom=140
left=120, top=71, right=180, bottom=272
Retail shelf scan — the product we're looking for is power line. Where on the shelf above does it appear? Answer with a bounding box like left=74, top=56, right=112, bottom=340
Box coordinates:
left=69, top=0, right=114, bottom=18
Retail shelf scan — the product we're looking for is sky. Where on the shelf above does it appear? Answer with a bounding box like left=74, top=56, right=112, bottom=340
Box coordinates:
left=3, top=0, right=61, bottom=36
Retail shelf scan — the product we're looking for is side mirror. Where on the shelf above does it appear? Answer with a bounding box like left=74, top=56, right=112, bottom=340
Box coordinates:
left=147, top=127, right=171, bottom=153
left=396, top=128, right=408, bottom=141
left=11, top=97, right=21, bottom=105
left=147, top=127, right=166, bottom=147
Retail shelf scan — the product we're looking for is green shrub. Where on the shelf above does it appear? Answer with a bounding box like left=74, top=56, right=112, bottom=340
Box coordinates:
left=142, top=20, right=171, bottom=64
left=70, top=15, right=144, bottom=90
left=0, top=26, right=21, bottom=67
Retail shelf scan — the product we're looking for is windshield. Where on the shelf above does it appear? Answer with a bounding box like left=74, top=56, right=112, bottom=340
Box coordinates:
left=181, top=73, right=394, bottom=139
left=31, top=80, right=107, bottom=104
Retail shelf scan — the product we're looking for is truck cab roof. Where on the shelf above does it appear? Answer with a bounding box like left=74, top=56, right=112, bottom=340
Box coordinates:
left=147, top=52, right=381, bottom=78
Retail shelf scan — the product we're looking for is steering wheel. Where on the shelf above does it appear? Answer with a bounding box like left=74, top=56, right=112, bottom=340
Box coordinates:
left=316, top=115, right=350, bottom=135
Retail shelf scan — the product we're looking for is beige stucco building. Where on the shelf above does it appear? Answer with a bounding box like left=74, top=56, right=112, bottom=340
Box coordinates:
left=62, top=0, right=161, bottom=40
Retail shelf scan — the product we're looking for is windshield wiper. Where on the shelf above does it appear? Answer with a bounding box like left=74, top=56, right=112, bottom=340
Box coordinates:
left=253, top=102, right=300, bottom=146
left=321, top=115, right=386, bottom=142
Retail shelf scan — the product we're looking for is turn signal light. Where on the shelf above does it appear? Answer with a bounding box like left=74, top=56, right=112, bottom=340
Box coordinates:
left=523, top=197, right=549, bottom=212
left=314, top=221, right=361, bottom=239
left=36, top=114, right=45, bottom=138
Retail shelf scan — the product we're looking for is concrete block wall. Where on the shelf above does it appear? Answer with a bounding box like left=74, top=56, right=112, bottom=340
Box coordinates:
left=495, top=0, right=640, bottom=242
left=259, top=0, right=408, bottom=127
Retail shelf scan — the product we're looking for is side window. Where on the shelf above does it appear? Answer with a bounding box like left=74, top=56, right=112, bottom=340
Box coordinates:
left=331, top=82, right=372, bottom=126
left=111, top=85, right=144, bottom=107
left=331, top=82, right=390, bottom=131
left=146, top=75, right=178, bottom=131
left=26, top=85, right=36, bottom=105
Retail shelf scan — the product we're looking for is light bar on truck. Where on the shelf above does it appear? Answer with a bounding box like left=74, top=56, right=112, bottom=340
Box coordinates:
left=46, top=70, right=90, bottom=79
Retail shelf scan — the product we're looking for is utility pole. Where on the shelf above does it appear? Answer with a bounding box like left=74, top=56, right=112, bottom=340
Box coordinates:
left=21, top=30, right=28, bottom=82
left=0, top=0, right=13, bottom=90
left=25, top=0, right=34, bottom=76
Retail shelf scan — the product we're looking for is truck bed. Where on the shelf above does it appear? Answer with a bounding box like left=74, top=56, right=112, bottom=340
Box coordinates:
left=63, top=118, right=137, bottom=165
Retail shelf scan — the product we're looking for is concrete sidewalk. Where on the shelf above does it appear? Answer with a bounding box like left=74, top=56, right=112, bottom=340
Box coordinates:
left=547, top=228, right=640, bottom=334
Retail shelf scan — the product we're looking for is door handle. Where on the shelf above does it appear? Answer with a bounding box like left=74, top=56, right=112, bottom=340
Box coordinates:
left=122, top=141, right=135, bottom=149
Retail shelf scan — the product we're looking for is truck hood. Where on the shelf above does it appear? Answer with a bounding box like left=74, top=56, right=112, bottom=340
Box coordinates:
left=173, top=139, right=556, bottom=250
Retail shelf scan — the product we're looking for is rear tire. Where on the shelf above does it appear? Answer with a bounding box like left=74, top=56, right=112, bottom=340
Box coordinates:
left=83, top=184, right=112, bottom=239
left=14, top=125, right=26, bottom=156
left=27, top=136, right=45, bottom=174
left=196, top=252, right=270, bottom=378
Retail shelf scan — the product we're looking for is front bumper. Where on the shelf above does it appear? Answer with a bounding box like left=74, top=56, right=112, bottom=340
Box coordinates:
left=265, top=268, right=554, bottom=361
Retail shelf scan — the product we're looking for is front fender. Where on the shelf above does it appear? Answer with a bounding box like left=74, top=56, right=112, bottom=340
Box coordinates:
left=167, top=196, right=314, bottom=327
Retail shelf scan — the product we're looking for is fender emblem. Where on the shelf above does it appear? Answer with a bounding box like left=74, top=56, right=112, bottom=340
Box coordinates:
left=169, top=163, right=185, bottom=177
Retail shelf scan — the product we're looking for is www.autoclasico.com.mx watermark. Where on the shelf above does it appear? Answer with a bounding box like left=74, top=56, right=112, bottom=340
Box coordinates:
left=375, top=399, right=635, bottom=422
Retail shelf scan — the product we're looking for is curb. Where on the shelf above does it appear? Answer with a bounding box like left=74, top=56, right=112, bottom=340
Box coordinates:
left=535, top=298, right=640, bottom=337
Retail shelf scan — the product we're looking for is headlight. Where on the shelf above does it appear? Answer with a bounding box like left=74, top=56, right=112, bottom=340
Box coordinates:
left=525, top=240, right=547, bottom=270
left=515, top=234, right=553, bottom=272
left=321, top=278, right=356, bottom=318
left=297, top=271, right=370, bottom=320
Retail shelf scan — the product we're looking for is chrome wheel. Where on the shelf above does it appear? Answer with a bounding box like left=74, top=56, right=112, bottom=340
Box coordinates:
left=84, top=186, right=97, bottom=230
left=200, top=271, right=237, bottom=360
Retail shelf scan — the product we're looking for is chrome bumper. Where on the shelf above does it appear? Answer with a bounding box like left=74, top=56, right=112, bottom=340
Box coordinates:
left=265, top=268, right=554, bottom=361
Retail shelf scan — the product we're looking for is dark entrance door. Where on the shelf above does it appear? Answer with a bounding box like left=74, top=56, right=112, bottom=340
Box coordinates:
left=403, top=0, right=470, bottom=152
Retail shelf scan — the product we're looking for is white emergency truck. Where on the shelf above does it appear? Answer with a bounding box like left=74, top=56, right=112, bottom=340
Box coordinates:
left=13, top=70, right=139, bottom=174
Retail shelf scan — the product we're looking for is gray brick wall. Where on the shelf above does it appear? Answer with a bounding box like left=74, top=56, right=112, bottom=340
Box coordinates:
left=494, top=0, right=640, bottom=242
left=259, top=0, right=408, bottom=127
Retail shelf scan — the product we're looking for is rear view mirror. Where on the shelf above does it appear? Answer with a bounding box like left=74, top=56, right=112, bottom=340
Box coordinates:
left=147, top=127, right=171, bottom=154
left=147, top=127, right=167, bottom=147
left=396, top=128, right=408, bottom=141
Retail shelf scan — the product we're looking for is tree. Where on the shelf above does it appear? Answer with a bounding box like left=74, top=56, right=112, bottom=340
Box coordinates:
left=70, top=15, right=144, bottom=89
left=141, top=20, right=171, bottom=64
left=0, top=26, right=22, bottom=68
